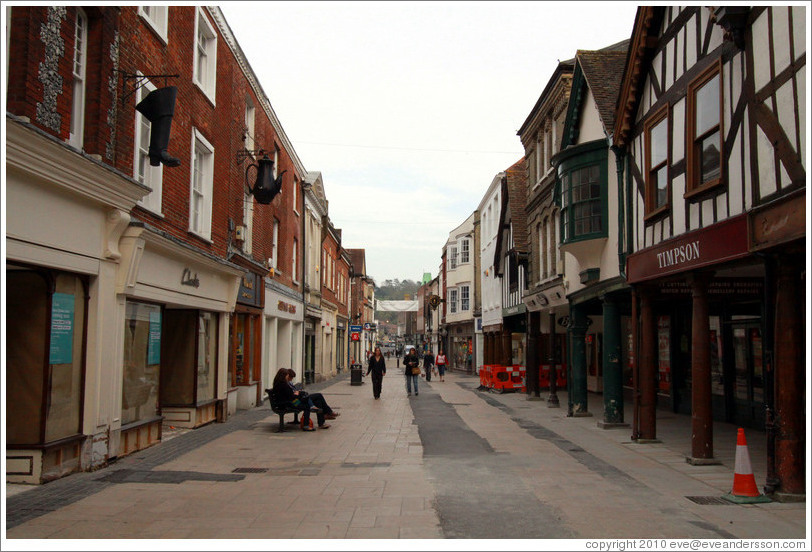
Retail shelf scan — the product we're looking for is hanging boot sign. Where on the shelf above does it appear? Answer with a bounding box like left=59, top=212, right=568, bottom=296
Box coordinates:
left=135, top=86, right=181, bottom=167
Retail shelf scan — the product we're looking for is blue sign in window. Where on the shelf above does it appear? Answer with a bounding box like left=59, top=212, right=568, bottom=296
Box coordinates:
left=49, top=293, right=74, bottom=364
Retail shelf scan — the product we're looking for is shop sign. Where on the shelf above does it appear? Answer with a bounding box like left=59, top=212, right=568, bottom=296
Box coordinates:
left=626, top=215, right=749, bottom=283
left=147, top=310, right=161, bottom=365
left=238, top=272, right=262, bottom=307
left=181, top=267, right=200, bottom=288
left=277, top=300, right=297, bottom=314
left=49, top=293, right=74, bottom=364
left=658, top=278, right=763, bottom=296
left=351, top=332, right=360, bottom=341
left=502, top=303, right=526, bottom=317
left=749, top=192, right=805, bottom=251
left=350, top=325, right=363, bottom=332
left=363, top=322, right=376, bottom=331
left=337, top=321, right=345, bottom=330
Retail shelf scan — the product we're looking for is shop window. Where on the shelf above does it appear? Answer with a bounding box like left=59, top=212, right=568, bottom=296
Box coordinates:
left=197, top=312, right=218, bottom=402
left=234, top=313, right=258, bottom=385
left=123, top=302, right=161, bottom=425
left=686, top=61, right=723, bottom=197
left=158, top=310, right=218, bottom=406
left=6, top=269, right=85, bottom=445
left=644, top=104, right=669, bottom=217
left=657, top=315, right=671, bottom=396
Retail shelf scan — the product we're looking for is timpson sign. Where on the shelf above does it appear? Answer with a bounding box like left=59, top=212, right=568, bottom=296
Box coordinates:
left=626, top=215, right=749, bottom=284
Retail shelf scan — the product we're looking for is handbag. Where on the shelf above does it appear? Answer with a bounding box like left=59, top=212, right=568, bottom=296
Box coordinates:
left=411, top=366, right=421, bottom=375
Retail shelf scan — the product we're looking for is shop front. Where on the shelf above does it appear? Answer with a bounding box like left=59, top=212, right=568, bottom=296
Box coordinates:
left=6, top=117, right=150, bottom=482
left=6, top=265, right=89, bottom=483
left=447, top=321, right=475, bottom=373
left=502, top=304, right=527, bottom=368
left=627, top=214, right=767, bottom=462
left=263, top=281, right=304, bottom=391
left=229, top=269, right=266, bottom=413
left=121, top=227, right=242, bottom=445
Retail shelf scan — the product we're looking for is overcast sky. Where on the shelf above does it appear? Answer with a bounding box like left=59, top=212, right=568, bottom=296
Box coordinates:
left=221, top=1, right=639, bottom=286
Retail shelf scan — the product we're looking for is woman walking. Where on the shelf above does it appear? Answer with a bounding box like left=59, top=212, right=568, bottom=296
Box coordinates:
left=435, top=349, right=448, bottom=382
left=404, top=347, right=420, bottom=396
left=366, top=346, right=387, bottom=399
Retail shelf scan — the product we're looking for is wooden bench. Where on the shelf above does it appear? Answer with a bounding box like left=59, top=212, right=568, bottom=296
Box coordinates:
left=265, top=388, right=300, bottom=433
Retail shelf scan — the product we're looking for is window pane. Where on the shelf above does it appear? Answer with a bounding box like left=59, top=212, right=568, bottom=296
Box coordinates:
left=6, top=270, right=49, bottom=444
left=695, top=74, right=720, bottom=136
left=651, top=117, right=668, bottom=166
left=654, top=166, right=668, bottom=208
left=45, top=274, right=86, bottom=441
left=700, top=131, right=721, bottom=184
left=197, top=313, right=217, bottom=402
left=123, top=302, right=161, bottom=425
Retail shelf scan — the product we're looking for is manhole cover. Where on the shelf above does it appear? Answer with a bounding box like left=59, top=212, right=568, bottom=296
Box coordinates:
left=685, top=496, right=734, bottom=505
left=232, top=467, right=269, bottom=474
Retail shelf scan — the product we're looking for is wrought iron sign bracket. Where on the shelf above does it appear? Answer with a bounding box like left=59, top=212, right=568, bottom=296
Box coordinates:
left=115, top=70, right=180, bottom=105
left=235, top=148, right=268, bottom=164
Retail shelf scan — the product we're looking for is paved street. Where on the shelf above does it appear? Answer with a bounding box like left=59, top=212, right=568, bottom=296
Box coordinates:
left=4, top=370, right=807, bottom=544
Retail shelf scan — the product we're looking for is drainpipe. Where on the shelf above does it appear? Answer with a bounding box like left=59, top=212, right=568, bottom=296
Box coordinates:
left=610, top=144, right=627, bottom=279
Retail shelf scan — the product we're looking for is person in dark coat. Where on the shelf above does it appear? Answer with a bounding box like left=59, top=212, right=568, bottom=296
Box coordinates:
left=271, top=368, right=328, bottom=430
left=404, top=347, right=420, bottom=396
left=366, top=347, right=387, bottom=400
left=423, top=349, right=435, bottom=382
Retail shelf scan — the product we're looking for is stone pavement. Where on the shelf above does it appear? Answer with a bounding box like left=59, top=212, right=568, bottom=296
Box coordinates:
left=4, top=370, right=808, bottom=544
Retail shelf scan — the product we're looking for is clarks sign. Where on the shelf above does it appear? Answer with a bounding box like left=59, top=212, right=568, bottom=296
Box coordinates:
left=626, top=215, right=749, bottom=283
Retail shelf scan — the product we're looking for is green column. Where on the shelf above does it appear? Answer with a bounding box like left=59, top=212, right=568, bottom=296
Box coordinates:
left=569, top=304, right=590, bottom=416
left=601, top=294, right=626, bottom=427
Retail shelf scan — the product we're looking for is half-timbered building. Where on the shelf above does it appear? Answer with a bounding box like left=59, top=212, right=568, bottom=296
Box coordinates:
left=493, top=158, right=530, bottom=368
left=614, top=6, right=805, bottom=499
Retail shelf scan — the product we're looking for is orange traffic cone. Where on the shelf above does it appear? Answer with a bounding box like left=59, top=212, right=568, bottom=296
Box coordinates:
left=723, top=428, right=771, bottom=503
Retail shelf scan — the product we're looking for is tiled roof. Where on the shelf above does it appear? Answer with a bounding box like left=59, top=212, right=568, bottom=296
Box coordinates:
left=505, top=157, right=528, bottom=253
left=347, top=248, right=366, bottom=276
left=577, top=39, right=630, bottom=133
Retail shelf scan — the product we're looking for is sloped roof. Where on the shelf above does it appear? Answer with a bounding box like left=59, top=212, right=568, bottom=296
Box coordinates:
left=347, top=248, right=366, bottom=277
left=493, top=157, right=528, bottom=270
left=505, top=158, right=529, bottom=253
left=576, top=39, right=630, bottom=133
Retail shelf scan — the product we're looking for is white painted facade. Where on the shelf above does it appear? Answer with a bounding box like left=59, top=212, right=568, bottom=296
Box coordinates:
left=478, top=173, right=505, bottom=331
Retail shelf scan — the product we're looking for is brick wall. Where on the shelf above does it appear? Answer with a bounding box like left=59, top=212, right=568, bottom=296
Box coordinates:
left=7, top=5, right=304, bottom=292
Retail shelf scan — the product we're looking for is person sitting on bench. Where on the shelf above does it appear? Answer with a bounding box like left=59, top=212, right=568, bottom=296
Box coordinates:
left=284, top=368, right=340, bottom=420
left=271, top=368, right=329, bottom=431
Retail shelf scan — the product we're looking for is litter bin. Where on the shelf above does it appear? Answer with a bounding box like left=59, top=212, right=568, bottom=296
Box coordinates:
left=350, top=363, right=363, bottom=386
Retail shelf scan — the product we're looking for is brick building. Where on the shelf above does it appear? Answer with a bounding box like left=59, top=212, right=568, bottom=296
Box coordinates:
left=5, top=6, right=308, bottom=483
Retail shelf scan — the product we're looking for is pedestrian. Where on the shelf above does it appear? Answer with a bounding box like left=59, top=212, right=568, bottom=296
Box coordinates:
left=404, top=347, right=420, bottom=396
left=423, top=349, right=435, bottom=382
left=436, top=349, right=448, bottom=382
left=366, top=346, right=387, bottom=399
left=285, top=369, right=340, bottom=420
left=271, top=368, right=329, bottom=431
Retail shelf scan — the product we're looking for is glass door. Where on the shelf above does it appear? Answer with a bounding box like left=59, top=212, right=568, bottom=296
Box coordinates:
left=727, top=321, right=765, bottom=428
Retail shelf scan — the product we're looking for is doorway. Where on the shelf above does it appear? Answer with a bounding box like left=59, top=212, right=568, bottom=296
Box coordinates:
left=725, top=319, right=765, bottom=429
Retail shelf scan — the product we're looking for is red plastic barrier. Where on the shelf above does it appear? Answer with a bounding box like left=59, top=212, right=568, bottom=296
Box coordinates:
left=491, top=365, right=526, bottom=393
left=539, top=364, right=567, bottom=389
